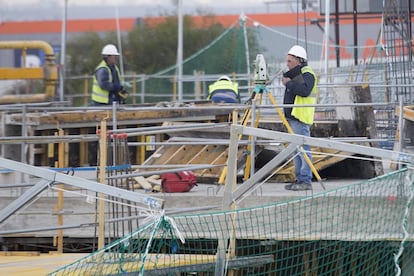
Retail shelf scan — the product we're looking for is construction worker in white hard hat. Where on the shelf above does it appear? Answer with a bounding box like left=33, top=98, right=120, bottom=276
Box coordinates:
left=207, top=75, right=240, bottom=103
left=282, top=45, right=317, bottom=191
left=91, top=44, right=128, bottom=105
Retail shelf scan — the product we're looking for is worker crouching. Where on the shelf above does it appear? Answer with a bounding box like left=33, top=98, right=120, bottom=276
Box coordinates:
left=207, top=75, right=240, bottom=103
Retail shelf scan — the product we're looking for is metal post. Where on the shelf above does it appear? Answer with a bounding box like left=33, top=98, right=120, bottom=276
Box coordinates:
left=115, top=4, right=124, bottom=81
left=397, top=99, right=404, bottom=169
left=353, top=0, right=358, bottom=65
left=215, top=123, right=242, bottom=275
left=241, top=13, right=251, bottom=90
left=21, top=104, right=27, bottom=164
left=141, top=75, right=145, bottom=103
left=112, top=101, right=117, bottom=166
left=56, top=129, right=65, bottom=253
left=324, top=0, right=330, bottom=75
left=59, top=0, right=67, bottom=102
left=335, top=0, right=340, bottom=67
left=177, top=0, right=183, bottom=102
left=20, top=104, right=27, bottom=187
left=250, top=99, right=256, bottom=178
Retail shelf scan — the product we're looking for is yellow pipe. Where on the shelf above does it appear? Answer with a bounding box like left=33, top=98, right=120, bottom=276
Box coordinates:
left=0, top=40, right=58, bottom=98
left=0, top=68, right=44, bottom=79
left=0, top=40, right=54, bottom=56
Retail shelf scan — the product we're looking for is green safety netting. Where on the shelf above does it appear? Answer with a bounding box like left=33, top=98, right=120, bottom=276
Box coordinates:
left=50, top=167, right=413, bottom=275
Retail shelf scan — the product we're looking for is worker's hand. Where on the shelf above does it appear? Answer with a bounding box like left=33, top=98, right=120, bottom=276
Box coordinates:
left=118, top=90, right=129, bottom=104
left=281, top=77, right=291, bottom=86
left=118, top=89, right=129, bottom=99
left=244, top=92, right=256, bottom=104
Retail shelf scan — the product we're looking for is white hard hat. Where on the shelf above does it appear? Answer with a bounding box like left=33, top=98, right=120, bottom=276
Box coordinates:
left=219, top=75, right=231, bottom=81
left=102, top=44, right=120, bottom=56
left=288, top=45, right=307, bottom=60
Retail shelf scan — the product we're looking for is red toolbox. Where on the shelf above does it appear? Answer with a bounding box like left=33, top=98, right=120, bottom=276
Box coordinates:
left=161, top=171, right=197, bottom=193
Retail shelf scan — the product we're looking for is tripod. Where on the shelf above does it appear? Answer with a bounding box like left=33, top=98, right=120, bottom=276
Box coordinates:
left=218, top=54, right=324, bottom=189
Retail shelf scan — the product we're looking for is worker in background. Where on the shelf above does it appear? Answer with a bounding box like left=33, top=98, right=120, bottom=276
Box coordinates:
left=282, top=45, right=317, bottom=191
left=91, top=44, right=128, bottom=106
left=207, top=75, right=240, bottom=103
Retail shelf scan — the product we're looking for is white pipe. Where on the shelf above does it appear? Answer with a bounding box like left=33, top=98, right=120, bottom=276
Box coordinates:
left=324, top=0, right=330, bottom=75
left=59, top=0, right=67, bottom=102
left=115, top=2, right=125, bottom=82
left=177, top=0, right=183, bottom=102
left=241, top=13, right=251, bottom=90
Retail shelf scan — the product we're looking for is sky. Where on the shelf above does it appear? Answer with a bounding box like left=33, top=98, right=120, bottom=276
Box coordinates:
left=0, top=0, right=300, bottom=21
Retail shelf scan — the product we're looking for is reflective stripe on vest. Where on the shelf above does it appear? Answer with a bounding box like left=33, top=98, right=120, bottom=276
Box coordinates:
left=91, top=61, right=121, bottom=104
left=207, top=80, right=238, bottom=99
left=291, top=66, right=317, bottom=125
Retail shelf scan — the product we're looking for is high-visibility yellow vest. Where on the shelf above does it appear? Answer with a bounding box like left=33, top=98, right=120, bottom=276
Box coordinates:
left=91, top=60, right=121, bottom=104
left=291, top=66, right=317, bottom=125
left=207, top=80, right=239, bottom=99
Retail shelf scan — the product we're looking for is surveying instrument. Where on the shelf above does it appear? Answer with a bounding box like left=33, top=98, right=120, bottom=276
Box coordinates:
left=219, top=54, right=324, bottom=189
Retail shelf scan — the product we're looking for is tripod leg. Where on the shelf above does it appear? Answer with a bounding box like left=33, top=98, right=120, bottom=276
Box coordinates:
left=243, top=93, right=263, bottom=180
left=218, top=93, right=260, bottom=185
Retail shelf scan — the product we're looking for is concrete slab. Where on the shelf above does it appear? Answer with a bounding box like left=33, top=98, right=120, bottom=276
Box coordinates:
left=145, top=178, right=365, bottom=211
left=0, top=178, right=364, bottom=237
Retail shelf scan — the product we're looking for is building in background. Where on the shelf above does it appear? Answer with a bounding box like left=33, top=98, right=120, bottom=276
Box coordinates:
left=0, top=11, right=385, bottom=68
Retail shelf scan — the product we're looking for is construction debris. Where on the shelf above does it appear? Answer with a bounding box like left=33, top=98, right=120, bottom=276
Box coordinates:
left=132, top=175, right=162, bottom=192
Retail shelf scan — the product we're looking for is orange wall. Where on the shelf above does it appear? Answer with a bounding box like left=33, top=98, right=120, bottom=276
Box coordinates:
left=0, top=12, right=383, bottom=35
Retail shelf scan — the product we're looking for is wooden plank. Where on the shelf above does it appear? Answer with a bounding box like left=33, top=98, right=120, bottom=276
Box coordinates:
left=5, top=104, right=232, bottom=126
left=146, top=177, right=161, bottom=186
left=162, top=145, right=186, bottom=164
left=143, top=254, right=274, bottom=275
left=142, top=145, right=170, bottom=165
left=403, top=105, right=414, bottom=121
left=180, top=145, right=206, bottom=163
left=68, top=254, right=274, bottom=275
left=0, top=94, right=47, bottom=104
left=0, top=251, right=40, bottom=256
left=133, top=176, right=153, bottom=190
left=0, top=253, right=87, bottom=275
left=79, top=128, right=89, bottom=166
left=199, top=148, right=228, bottom=176
left=188, top=145, right=226, bottom=165
left=186, top=145, right=210, bottom=164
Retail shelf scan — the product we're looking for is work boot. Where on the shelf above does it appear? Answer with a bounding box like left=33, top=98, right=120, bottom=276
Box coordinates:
left=284, top=181, right=300, bottom=190
left=289, top=183, right=312, bottom=191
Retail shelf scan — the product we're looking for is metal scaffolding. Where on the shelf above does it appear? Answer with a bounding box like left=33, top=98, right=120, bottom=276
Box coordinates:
left=382, top=0, right=413, bottom=103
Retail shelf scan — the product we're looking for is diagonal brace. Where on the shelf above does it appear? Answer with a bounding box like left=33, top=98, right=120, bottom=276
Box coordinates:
left=0, top=179, right=52, bottom=224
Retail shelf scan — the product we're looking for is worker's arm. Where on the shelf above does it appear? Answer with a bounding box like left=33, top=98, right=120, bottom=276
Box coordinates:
left=96, top=67, right=123, bottom=93
left=285, top=72, right=314, bottom=97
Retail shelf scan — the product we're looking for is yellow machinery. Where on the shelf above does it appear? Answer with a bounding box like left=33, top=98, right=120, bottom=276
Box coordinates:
left=0, top=40, right=58, bottom=102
